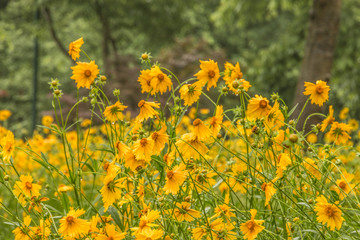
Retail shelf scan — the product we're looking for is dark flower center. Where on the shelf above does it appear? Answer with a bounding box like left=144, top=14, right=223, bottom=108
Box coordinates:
left=157, top=73, right=164, bottom=81
left=167, top=171, right=174, bottom=179
left=208, top=70, right=216, bottom=78
left=316, top=85, right=324, bottom=94
left=84, top=70, right=92, bottom=77
left=259, top=100, right=267, bottom=108
left=25, top=182, right=32, bottom=190
left=66, top=216, right=75, bottom=224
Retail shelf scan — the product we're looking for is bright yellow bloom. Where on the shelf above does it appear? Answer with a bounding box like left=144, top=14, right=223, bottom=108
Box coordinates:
left=58, top=184, right=73, bottom=193
left=334, top=171, right=355, bottom=200
left=172, top=202, right=201, bottom=222
left=223, top=62, right=251, bottom=94
left=164, top=163, right=188, bottom=194
left=100, top=175, right=123, bottom=211
left=179, top=83, right=202, bottom=106
left=136, top=100, right=160, bottom=122
left=124, top=150, right=147, bottom=172
left=13, top=175, right=41, bottom=205
left=314, top=196, right=343, bottom=231
left=151, top=125, right=169, bottom=155
left=320, top=105, right=335, bottom=132
left=138, top=69, right=153, bottom=94
left=208, top=105, right=223, bottom=137
left=339, top=107, right=349, bottom=120
left=149, top=66, right=172, bottom=95
left=246, top=95, right=272, bottom=120
left=348, top=119, right=359, bottom=131
left=194, top=59, right=220, bottom=90
left=175, top=133, right=208, bottom=159
left=95, top=223, right=126, bottom=240
left=276, top=153, right=292, bottom=178
left=59, top=208, right=90, bottom=238
left=1, top=130, right=15, bottom=161
left=71, top=61, right=99, bottom=89
left=306, top=133, right=318, bottom=144
left=13, top=215, right=32, bottom=240
left=240, top=209, right=265, bottom=240
left=115, top=141, right=130, bottom=159
left=328, top=121, right=351, bottom=145
left=135, top=228, right=164, bottom=240
left=132, top=137, right=154, bottom=162
left=103, top=101, right=128, bottom=122
left=0, top=110, right=12, bottom=121
left=264, top=101, right=284, bottom=131
left=192, top=118, right=211, bottom=141
left=303, top=80, right=330, bottom=107
left=131, top=210, right=160, bottom=235
left=68, top=37, right=84, bottom=60
left=261, top=180, right=277, bottom=207
left=303, top=158, right=321, bottom=180
left=213, top=203, right=235, bottom=220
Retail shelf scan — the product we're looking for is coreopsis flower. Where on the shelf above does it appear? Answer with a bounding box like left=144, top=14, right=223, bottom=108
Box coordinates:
left=314, top=196, right=343, bottom=231
left=172, top=202, right=201, bottom=222
left=261, top=180, right=277, bottom=207
left=192, top=118, right=211, bottom=141
left=334, top=171, right=355, bottom=199
left=132, top=137, right=154, bottom=162
left=223, top=62, right=251, bottom=94
left=115, top=141, right=130, bottom=159
left=179, top=83, right=202, bottom=106
left=339, top=107, right=349, bottom=120
left=240, top=209, right=265, bottom=240
left=306, top=133, right=318, bottom=144
left=192, top=226, right=207, bottom=240
left=59, top=208, right=90, bottom=238
left=194, top=170, right=217, bottom=193
left=68, top=37, right=84, bottom=60
left=1, top=130, right=15, bottom=161
left=151, top=125, right=169, bottom=155
left=30, top=220, right=51, bottom=239
left=264, top=101, right=284, bottom=131
left=13, top=215, right=33, bottom=240
left=149, top=66, right=172, bottom=95
left=164, top=163, right=188, bottom=194
left=103, top=160, right=120, bottom=176
left=100, top=174, right=124, bottom=211
left=213, top=203, right=235, bottom=220
left=194, top=59, right=220, bottom=90
left=71, top=61, right=99, bottom=89
left=138, top=69, right=153, bottom=94
left=303, top=80, right=330, bottom=107
left=303, top=158, right=321, bottom=180
left=103, top=101, right=128, bottom=122
left=95, top=223, right=126, bottom=240
left=175, top=133, right=208, bottom=159
left=328, top=121, right=351, bottom=145
left=124, top=150, right=147, bottom=172
left=135, top=228, right=164, bottom=240
left=131, top=210, right=160, bottom=235
left=208, top=105, right=223, bottom=137
left=136, top=100, right=160, bottom=122
left=13, top=175, right=41, bottom=204
left=0, top=110, right=11, bottom=121
left=208, top=218, right=237, bottom=240
left=320, top=105, right=335, bottom=132
left=246, top=95, right=272, bottom=120
left=58, top=184, right=73, bottom=193
left=276, top=153, right=292, bottom=178
left=348, top=119, right=359, bottom=131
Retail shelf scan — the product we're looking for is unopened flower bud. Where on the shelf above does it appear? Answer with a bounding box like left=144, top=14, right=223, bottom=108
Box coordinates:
left=289, top=134, right=298, bottom=143
left=100, top=75, right=107, bottom=81
left=4, top=175, right=9, bottom=181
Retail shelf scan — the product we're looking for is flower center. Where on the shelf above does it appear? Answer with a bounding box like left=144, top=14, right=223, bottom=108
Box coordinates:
left=140, top=138, right=148, bottom=147
left=25, top=182, right=32, bottom=190
left=193, top=118, right=201, bottom=126
left=66, top=216, right=75, bottom=224
left=157, top=73, right=164, bottom=81
left=138, top=100, right=145, bottom=108
left=145, top=238, right=152, bottom=240
left=208, top=70, right=216, bottom=78
left=167, top=171, right=174, bottom=179
left=139, top=219, right=147, bottom=228
left=107, top=237, right=114, bottom=240
left=261, top=182, right=267, bottom=191
left=316, top=85, right=324, bottom=94
left=259, top=100, right=268, bottom=108
left=325, top=206, right=335, bottom=217
left=84, top=70, right=92, bottom=77
left=339, top=181, right=346, bottom=189
left=152, top=132, right=159, bottom=141
left=247, top=221, right=255, bottom=231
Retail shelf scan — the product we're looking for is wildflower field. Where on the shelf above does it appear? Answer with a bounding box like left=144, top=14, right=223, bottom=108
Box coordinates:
left=1, top=38, right=360, bottom=240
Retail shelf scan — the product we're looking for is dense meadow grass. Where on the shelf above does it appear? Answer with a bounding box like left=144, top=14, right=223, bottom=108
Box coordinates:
left=0, top=38, right=360, bottom=239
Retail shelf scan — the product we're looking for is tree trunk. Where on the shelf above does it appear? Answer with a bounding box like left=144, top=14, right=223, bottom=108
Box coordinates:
left=293, top=0, right=341, bottom=132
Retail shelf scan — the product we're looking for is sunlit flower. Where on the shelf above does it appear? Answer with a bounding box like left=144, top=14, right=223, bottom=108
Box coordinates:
left=134, top=228, right=164, bottom=240
left=103, top=101, right=128, bottom=122
left=175, top=133, right=208, bottom=159
left=59, top=208, right=90, bottom=238
left=179, top=83, right=202, bottom=106
left=261, top=179, right=277, bottom=207
left=13, top=215, right=33, bottom=240
left=68, top=37, right=84, bottom=60
left=208, top=105, right=223, bottom=137
left=164, top=163, right=188, bottom=195
left=131, top=210, right=160, bottom=235
left=13, top=175, right=41, bottom=205
left=0, top=110, right=12, bottom=121
left=136, top=100, right=160, bottom=122
left=264, top=101, right=284, bottom=131
left=124, top=150, right=147, bottom=172
left=276, top=153, right=292, bottom=178
left=95, top=223, right=126, bottom=240
left=149, top=66, right=172, bottom=95
left=314, top=196, right=343, bottom=231
left=151, top=125, right=169, bottom=155
left=246, top=95, right=272, bottom=120
left=194, top=59, right=220, bottom=90
left=192, top=118, right=211, bottom=141
left=138, top=69, right=153, bottom=94
left=172, top=202, right=201, bottom=222
left=1, top=130, right=15, bottom=161
left=306, top=133, right=318, bottom=144
left=303, top=80, right=330, bottom=107
left=303, top=158, right=321, bottom=180
left=328, top=121, right=351, bottom=145
left=334, top=171, right=355, bottom=200
left=133, top=137, right=154, bottom=161
left=100, top=175, right=124, bottom=211
left=339, top=107, right=349, bottom=120
left=71, top=61, right=99, bottom=89
left=320, top=105, right=335, bottom=132
left=240, top=209, right=265, bottom=240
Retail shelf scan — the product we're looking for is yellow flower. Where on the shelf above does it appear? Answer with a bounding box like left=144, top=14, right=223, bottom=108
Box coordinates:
left=13, top=215, right=33, bottom=240
left=149, top=66, right=172, bottom=95
left=132, top=137, right=154, bottom=162
left=136, top=100, right=160, bottom=122
left=329, top=121, right=351, bottom=145
left=151, top=125, right=169, bottom=155
left=115, top=141, right=130, bottom=159
left=303, top=80, right=330, bottom=107
left=131, top=210, right=160, bottom=235
left=164, top=163, right=188, bottom=195
left=58, top=184, right=72, bottom=193
left=261, top=180, right=277, bottom=207
left=124, top=150, right=147, bottom=172
left=192, top=118, right=211, bottom=141
left=134, top=228, right=164, bottom=240
left=103, top=101, right=128, bottom=122
left=276, top=153, right=292, bottom=178
left=339, top=107, right=349, bottom=120
left=208, top=105, right=223, bottom=137
left=172, top=202, right=201, bottom=222
left=314, top=196, right=343, bottom=231
left=71, top=61, right=99, bottom=89
left=100, top=175, right=123, bottom=211
left=175, top=133, right=208, bottom=159
left=334, top=171, right=355, bottom=200
left=303, top=158, right=321, bottom=180
left=59, top=208, right=90, bottom=238
left=95, top=223, right=126, bottom=240
left=179, top=83, right=202, bottom=106
left=13, top=175, right=41, bottom=205
left=320, top=105, right=335, bottom=132
left=306, top=133, right=318, bottom=144
left=0, top=110, right=12, bottom=121
left=213, top=203, right=235, bottom=220
left=68, top=37, right=84, bottom=60
left=264, top=101, right=284, bottom=131
left=1, top=130, right=15, bottom=161
left=194, top=59, right=220, bottom=90
left=138, top=69, right=153, bottom=94
left=348, top=119, right=359, bottom=131
left=223, top=62, right=251, bottom=94
left=240, top=209, right=265, bottom=240
left=246, top=95, right=272, bottom=120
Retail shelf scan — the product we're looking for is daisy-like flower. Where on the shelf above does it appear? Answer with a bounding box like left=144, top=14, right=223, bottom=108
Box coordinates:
left=13, top=175, right=41, bottom=205
left=95, top=223, right=126, bottom=240
left=59, top=208, right=90, bottom=238
left=208, top=105, right=223, bottom=137
left=115, top=141, right=130, bottom=159
left=175, top=133, right=208, bottom=159
left=134, top=228, right=164, bottom=240
left=172, top=202, right=201, bottom=222
left=320, top=105, right=335, bottom=132
left=328, top=121, right=351, bottom=145
left=192, top=118, right=211, bottom=141
left=1, top=130, right=15, bottom=161
left=264, top=101, right=284, bottom=132
left=334, top=171, right=355, bottom=200
left=164, top=163, right=188, bottom=195
left=0, top=110, right=12, bottom=121
left=179, top=83, right=202, bottom=106
left=223, top=62, right=251, bottom=94
left=194, top=59, right=220, bottom=90
left=132, top=137, right=154, bottom=162
left=103, top=101, right=127, bottom=122
left=213, top=203, right=235, bottom=220
left=348, top=119, right=359, bottom=131
left=124, top=150, right=147, bottom=172
left=100, top=174, right=124, bottom=211
left=314, top=196, right=343, bottom=231
left=276, top=153, right=292, bottom=178
left=240, top=209, right=265, bottom=240
left=151, top=125, right=169, bottom=155
left=339, top=107, right=349, bottom=120
left=303, top=80, right=330, bottom=107
left=68, top=37, right=84, bottom=60
left=131, top=210, right=160, bottom=235
left=13, top=215, right=33, bottom=240
left=261, top=179, right=277, bottom=207
left=149, top=66, right=172, bottom=95
left=194, top=170, right=217, bottom=193
left=246, top=95, right=272, bottom=120
left=71, top=61, right=99, bottom=89
left=137, top=69, right=153, bottom=94
left=136, top=100, right=160, bottom=122
left=303, top=158, right=321, bottom=180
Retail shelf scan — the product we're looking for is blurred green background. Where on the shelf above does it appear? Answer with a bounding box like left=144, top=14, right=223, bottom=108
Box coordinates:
left=1, top=0, right=360, bottom=136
